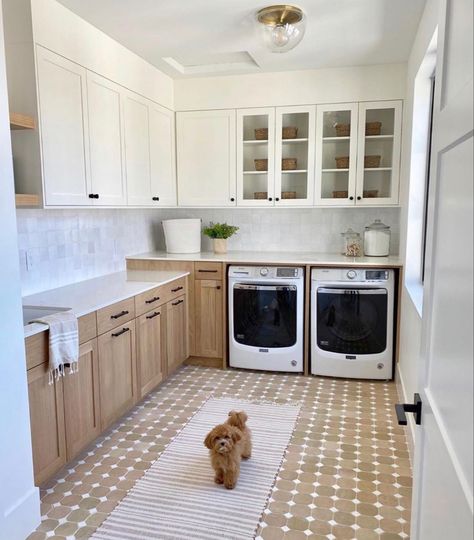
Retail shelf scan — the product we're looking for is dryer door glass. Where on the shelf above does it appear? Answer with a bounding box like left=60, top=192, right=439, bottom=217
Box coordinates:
left=233, top=284, right=297, bottom=348
left=317, top=288, right=388, bottom=354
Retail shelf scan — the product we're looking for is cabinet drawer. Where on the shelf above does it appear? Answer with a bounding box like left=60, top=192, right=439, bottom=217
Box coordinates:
left=96, top=297, right=135, bottom=335
left=162, top=277, right=187, bottom=302
left=135, top=286, right=165, bottom=317
left=194, top=262, right=222, bottom=280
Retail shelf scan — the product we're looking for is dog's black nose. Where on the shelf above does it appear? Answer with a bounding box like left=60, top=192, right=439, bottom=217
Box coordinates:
left=220, top=441, right=225, bottom=445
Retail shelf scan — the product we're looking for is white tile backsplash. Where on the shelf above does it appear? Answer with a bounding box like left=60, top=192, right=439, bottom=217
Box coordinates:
left=16, top=207, right=400, bottom=295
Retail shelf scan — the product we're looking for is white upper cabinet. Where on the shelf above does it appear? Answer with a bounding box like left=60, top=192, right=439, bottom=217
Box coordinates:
left=86, top=72, right=126, bottom=206
left=36, top=46, right=91, bottom=206
left=237, top=108, right=275, bottom=206
left=148, top=101, right=176, bottom=206
left=176, top=110, right=236, bottom=207
left=275, top=105, right=316, bottom=206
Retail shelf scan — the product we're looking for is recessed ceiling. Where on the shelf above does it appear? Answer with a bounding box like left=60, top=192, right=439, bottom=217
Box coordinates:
left=56, top=0, right=426, bottom=78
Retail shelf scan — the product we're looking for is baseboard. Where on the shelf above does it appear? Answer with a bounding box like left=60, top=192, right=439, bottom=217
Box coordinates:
left=395, top=362, right=415, bottom=463
left=1, top=486, right=41, bottom=540
left=185, top=356, right=224, bottom=369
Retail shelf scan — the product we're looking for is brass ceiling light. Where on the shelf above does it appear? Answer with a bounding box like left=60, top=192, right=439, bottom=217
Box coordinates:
left=256, top=5, right=306, bottom=53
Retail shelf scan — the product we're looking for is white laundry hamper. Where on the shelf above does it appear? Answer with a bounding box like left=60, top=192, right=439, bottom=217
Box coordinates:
left=162, top=219, right=201, bottom=253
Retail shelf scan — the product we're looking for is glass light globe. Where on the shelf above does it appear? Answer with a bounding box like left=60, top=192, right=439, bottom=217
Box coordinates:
left=256, top=5, right=306, bottom=53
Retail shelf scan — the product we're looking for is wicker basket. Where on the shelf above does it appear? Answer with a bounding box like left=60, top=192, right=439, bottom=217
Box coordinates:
left=335, top=123, right=350, bottom=137
left=254, top=191, right=268, bottom=200
left=363, top=190, right=379, bottom=198
left=364, top=155, right=381, bottom=168
left=254, top=158, right=268, bottom=171
left=335, top=156, right=349, bottom=169
left=282, top=126, right=298, bottom=139
left=365, top=121, right=382, bottom=136
left=332, top=190, right=348, bottom=198
left=282, top=158, right=297, bottom=170
left=281, top=191, right=297, bottom=199
left=254, top=128, right=268, bottom=140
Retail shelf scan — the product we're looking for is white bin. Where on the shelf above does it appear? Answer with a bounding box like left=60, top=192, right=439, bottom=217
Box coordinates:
left=162, top=219, right=201, bottom=253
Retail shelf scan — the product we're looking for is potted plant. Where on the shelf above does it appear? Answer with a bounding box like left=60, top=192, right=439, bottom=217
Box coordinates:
left=203, top=222, right=239, bottom=254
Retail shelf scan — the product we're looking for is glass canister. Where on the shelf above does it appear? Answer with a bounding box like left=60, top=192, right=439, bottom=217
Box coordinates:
left=364, top=219, right=391, bottom=256
left=341, top=228, right=362, bottom=257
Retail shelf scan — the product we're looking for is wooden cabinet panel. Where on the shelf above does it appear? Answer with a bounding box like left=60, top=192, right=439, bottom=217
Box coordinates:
left=27, top=362, right=66, bottom=485
left=136, top=309, right=164, bottom=398
left=63, top=339, right=101, bottom=461
left=98, top=321, right=137, bottom=429
left=96, top=297, right=135, bottom=335
left=195, top=280, right=223, bottom=358
left=194, top=262, right=223, bottom=280
left=166, top=295, right=188, bottom=375
left=78, top=312, right=97, bottom=344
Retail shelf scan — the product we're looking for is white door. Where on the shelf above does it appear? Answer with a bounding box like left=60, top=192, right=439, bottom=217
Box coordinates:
left=356, top=100, right=402, bottom=206
left=410, top=1, right=473, bottom=538
left=123, top=92, right=152, bottom=206
left=275, top=105, right=315, bottom=206
left=149, top=101, right=177, bottom=206
left=36, top=46, right=91, bottom=206
left=236, top=107, right=275, bottom=207
left=176, top=110, right=236, bottom=207
left=86, top=72, right=126, bottom=206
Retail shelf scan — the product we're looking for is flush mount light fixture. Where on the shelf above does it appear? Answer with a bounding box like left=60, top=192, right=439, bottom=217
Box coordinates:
left=256, top=4, right=306, bottom=53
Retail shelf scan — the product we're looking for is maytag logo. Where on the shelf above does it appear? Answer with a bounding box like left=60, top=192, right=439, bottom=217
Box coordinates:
left=259, top=348, right=269, bottom=353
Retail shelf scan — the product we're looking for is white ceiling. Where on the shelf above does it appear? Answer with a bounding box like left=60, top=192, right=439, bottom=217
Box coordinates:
left=56, top=0, right=426, bottom=78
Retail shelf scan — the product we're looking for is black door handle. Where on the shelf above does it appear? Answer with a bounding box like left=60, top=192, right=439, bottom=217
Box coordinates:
left=395, top=393, right=422, bottom=425
left=112, top=327, right=130, bottom=338
left=152, top=196, right=160, bottom=201
left=145, top=296, right=160, bottom=304
left=110, top=310, right=129, bottom=320
left=146, top=311, right=161, bottom=320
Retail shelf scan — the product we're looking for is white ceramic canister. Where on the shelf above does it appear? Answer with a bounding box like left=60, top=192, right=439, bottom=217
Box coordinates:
left=364, top=219, right=391, bottom=256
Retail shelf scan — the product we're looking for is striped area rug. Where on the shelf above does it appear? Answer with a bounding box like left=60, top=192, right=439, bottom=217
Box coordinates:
left=92, top=397, right=301, bottom=540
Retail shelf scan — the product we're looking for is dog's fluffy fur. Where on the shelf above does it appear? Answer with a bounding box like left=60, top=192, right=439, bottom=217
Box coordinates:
left=204, top=410, right=252, bottom=489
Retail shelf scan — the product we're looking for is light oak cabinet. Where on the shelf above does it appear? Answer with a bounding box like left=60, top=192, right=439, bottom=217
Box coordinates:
left=63, top=339, right=101, bottom=461
left=98, top=321, right=137, bottom=430
left=136, top=308, right=164, bottom=398
left=195, top=279, right=223, bottom=358
left=166, top=295, right=188, bottom=375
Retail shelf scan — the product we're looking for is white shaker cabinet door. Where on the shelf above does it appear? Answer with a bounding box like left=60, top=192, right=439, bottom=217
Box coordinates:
left=176, top=110, right=236, bottom=207
left=36, top=46, right=91, bottom=206
left=149, top=102, right=177, bottom=206
left=86, top=72, right=126, bottom=206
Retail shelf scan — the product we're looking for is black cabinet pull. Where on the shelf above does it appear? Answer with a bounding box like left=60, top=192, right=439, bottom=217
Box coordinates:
left=171, top=286, right=184, bottom=293
left=145, top=296, right=160, bottom=304
left=268, top=197, right=273, bottom=201
left=110, top=310, right=129, bottom=320
left=275, top=197, right=280, bottom=202
left=198, top=269, right=218, bottom=273
left=395, top=393, right=422, bottom=425
left=349, top=196, right=354, bottom=201
left=357, top=196, right=362, bottom=200
left=146, top=311, right=161, bottom=320
left=152, top=196, right=160, bottom=201
left=230, top=197, right=235, bottom=202
left=216, top=286, right=221, bottom=290
left=112, top=327, right=130, bottom=338
left=88, top=193, right=99, bottom=199
left=172, top=299, right=184, bottom=306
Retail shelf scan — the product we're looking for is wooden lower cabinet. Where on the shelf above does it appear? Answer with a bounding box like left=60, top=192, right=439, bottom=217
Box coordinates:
left=166, top=295, right=188, bottom=375
left=136, top=308, right=164, bottom=398
left=27, top=362, right=66, bottom=485
left=63, top=339, right=101, bottom=461
left=195, top=279, right=223, bottom=358
left=98, top=320, right=137, bottom=430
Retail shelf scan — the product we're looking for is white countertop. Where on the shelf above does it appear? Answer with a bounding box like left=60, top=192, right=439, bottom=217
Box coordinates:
left=23, top=269, right=189, bottom=338
left=126, top=250, right=403, bottom=267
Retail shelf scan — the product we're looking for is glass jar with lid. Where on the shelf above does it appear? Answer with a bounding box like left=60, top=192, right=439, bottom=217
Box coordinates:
left=341, top=228, right=362, bottom=257
left=364, top=219, right=391, bottom=256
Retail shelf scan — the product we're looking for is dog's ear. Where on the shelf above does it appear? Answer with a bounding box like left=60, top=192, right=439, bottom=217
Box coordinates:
left=204, top=430, right=215, bottom=449
left=228, top=410, right=237, bottom=418
left=237, top=411, right=248, bottom=424
left=230, top=426, right=242, bottom=443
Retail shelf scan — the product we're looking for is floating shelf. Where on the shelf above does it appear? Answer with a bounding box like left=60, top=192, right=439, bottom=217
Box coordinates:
left=15, top=193, right=41, bottom=207
left=281, top=169, right=307, bottom=174
left=243, top=170, right=267, bottom=175
left=322, top=168, right=349, bottom=173
left=323, top=136, right=350, bottom=141
left=282, top=138, right=308, bottom=143
left=364, top=167, right=392, bottom=171
left=243, top=140, right=268, bottom=144
left=10, top=112, right=35, bottom=130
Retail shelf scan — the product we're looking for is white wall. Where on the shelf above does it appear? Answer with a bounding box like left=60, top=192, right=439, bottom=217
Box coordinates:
left=397, top=0, right=440, bottom=451
left=0, top=4, right=41, bottom=538
left=174, top=63, right=406, bottom=111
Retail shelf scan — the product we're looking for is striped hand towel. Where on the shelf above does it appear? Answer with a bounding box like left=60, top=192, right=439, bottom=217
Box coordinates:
left=31, top=311, right=79, bottom=383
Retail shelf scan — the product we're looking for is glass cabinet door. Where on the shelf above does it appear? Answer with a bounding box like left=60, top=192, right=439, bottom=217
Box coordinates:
left=356, top=101, right=402, bottom=205
left=236, top=108, right=275, bottom=206
left=315, top=103, right=358, bottom=206
left=274, top=106, right=315, bottom=206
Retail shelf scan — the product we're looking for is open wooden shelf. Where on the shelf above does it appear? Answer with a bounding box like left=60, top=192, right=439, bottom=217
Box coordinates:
left=15, top=194, right=41, bottom=207
left=10, top=112, right=35, bottom=130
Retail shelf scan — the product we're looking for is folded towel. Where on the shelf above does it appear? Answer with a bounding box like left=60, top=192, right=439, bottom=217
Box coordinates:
left=31, top=311, right=79, bottom=384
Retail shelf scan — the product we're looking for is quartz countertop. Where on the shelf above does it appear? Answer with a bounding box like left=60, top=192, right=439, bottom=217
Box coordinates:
left=126, top=250, right=403, bottom=267
left=23, top=269, right=189, bottom=338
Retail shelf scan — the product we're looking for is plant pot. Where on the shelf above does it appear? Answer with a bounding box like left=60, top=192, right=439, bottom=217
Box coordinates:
left=213, top=238, right=227, bottom=254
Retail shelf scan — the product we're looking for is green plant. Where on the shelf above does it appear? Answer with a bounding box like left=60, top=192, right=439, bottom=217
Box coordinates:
left=202, top=222, right=239, bottom=239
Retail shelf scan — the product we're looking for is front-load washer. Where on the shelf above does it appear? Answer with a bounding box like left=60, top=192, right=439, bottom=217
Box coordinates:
left=229, top=266, right=304, bottom=372
left=311, top=267, right=395, bottom=379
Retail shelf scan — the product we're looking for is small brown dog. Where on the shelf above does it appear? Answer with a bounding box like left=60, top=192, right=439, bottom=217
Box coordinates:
left=204, top=410, right=252, bottom=489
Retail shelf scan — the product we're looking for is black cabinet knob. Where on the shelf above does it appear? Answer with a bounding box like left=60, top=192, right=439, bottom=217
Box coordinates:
left=349, top=196, right=354, bottom=201
left=152, top=196, right=160, bottom=201
left=357, top=196, right=362, bottom=201
left=275, top=197, right=280, bottom=202
left=88, top=194, right=99, bottom=199
left=230, top=197, right=235, bottom=202
left=268, top=197, right=273, bottom=201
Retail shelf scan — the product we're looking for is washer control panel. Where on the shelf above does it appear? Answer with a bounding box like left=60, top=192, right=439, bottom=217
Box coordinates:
left=312, top=268, right=392, bottom=283
left=229, top=266, right=303, bottom=279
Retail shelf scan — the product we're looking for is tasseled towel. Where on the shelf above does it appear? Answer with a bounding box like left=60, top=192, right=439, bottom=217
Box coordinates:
left=31, top=310, right=79, bottom=384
